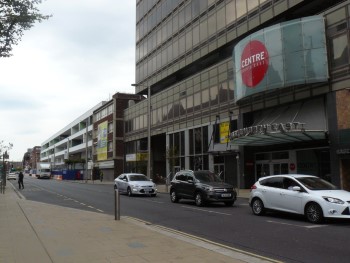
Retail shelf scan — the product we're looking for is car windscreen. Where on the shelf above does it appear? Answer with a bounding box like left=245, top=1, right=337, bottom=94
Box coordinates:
left=194, top=171, right=223, bottom=183
left=297, top=177, right=338, bottom=190
left=129, top=175, right=149, bottom=181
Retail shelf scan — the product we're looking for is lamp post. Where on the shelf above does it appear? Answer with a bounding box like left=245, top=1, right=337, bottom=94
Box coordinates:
left=85, top=117, right=89, bottom=183
left=236, top=153, right=240, bottom=196
left=131, top=83, right=151, bottom=179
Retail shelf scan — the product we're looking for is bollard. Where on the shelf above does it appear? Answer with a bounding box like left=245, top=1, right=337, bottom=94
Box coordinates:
left=115, top=188, right=120, bottom=220
left=0, top=180, right=4, bottom=194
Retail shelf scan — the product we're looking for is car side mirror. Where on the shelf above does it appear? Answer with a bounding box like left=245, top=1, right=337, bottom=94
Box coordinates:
left=123, top=179, right=127, bottom=182
left=292, top=186, right=301, bottom=191
left=187, top=179, right=194, bottom=184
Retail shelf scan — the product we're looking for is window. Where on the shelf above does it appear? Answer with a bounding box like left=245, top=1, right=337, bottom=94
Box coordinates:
left=108, top=122, right=113, bottom=133
left=108, top=141, right=113, bottom=152
left=219, top=82, right=228, bottom=103
left=210, top=85, right=218, bottom=106
left=330, top=33, right=348, bottom=68
left=108, top=105, right=113, bottom=114
left=226, top=0, right=236, bottom=25
left=260, top=177, right=283, bottom=188
left=201, top=89, right=209, bottom=109
left=194, top=92, right=201, bottom=112
left=194, top=128, right=202, bottom=154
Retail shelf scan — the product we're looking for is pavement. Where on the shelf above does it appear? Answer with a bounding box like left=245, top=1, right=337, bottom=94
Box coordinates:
left=0, top=178, right=280, bottom=263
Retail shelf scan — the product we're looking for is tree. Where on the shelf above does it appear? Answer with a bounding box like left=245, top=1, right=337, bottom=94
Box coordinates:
left=0, top=0, right=50, bottom=57
left=0, top=140, right=13, bottom=156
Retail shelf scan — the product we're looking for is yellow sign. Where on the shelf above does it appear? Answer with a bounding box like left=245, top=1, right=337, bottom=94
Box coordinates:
left=220, top=122, right=230, bottom=144
left=97, top=121, right=108, bottom=161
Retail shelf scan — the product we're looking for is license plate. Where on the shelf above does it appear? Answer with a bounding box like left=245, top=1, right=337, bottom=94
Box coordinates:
left=221, top=193, right=231, bottom=197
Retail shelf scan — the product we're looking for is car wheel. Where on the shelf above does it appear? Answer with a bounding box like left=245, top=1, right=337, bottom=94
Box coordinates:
left=114, top=184, right=117, bottom=190
left=127, top=187, right=133, bottom=197
left=251, top=198, right=265, bottom=216
left=170, top=190, right=179, bottom=203
left=195, top=192, right=204, bottom=207
left=305, top=202, right=323, bottom=224
left=224, top=201, right=234, bottom=207
left=151, top=193, right=157, bottom=197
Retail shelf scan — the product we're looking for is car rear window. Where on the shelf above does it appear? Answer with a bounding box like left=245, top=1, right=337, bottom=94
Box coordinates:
left=260, top=177, right=283, bottom=188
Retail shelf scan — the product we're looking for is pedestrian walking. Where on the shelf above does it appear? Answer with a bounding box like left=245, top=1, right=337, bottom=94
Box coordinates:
left=100, top=170, right=103, bottom=182
left=18, top=171, right=24, bottom=189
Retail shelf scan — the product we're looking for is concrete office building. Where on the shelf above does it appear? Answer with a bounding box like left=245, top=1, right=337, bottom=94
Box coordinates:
left=125, top=0, right=350, bottom=189
left=41, top=102, right=105, bottom=178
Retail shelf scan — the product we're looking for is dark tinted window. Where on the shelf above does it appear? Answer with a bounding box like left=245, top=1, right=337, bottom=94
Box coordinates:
left=175, top=173, right=186, bottom=181
left=194, top=171, right=222, bottom=183
left=260, top=177, right=283, bottom=188
left=283, top=178, right=300, bottom=190
left=297, top=177, right=338, bottom=190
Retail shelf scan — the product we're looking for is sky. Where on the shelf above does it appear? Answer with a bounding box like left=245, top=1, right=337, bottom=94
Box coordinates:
left=0, top=0, right=136, bottom=162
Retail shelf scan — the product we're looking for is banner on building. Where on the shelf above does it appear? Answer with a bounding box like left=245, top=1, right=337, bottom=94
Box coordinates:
left=97, top=121, right=108, bottom=161
left=233, top=15, right=328, bottom=102
left=220, top=122, right=230, bottom=144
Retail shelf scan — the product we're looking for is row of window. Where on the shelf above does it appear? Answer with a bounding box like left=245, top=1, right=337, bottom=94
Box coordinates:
left=126, top=60, right=234, bottom=133
left=136, top=0, right=269, bottom=82
left=95, top=104, right=113, bottom=122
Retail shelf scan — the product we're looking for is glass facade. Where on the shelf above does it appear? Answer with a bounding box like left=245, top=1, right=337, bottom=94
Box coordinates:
left=135, top=0, right=270, bottom=90
left=126, top=0, right=350, bottom=188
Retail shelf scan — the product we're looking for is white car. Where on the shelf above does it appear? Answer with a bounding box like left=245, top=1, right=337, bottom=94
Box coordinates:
left=114, top=173, right=157, bottom=197
left=249, top=174, right=350, bottom=223
left=7, top=172, right=17, bottom=180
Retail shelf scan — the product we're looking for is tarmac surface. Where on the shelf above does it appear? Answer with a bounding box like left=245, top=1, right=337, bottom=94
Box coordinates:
left=0, top=178, right=281, bottom=263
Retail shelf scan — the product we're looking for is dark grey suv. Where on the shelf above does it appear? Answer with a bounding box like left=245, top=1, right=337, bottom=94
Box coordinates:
left=169, top=170, right=237, bottom=206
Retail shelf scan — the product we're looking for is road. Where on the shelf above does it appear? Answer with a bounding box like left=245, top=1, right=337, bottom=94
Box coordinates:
left=14, top=176, right=350, bottom=263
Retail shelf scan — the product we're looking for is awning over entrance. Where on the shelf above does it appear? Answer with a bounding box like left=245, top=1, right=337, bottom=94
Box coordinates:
left=230, top=97, right=328, bottom=146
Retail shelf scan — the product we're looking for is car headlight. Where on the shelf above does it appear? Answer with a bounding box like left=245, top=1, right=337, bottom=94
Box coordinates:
left=130, top=184, right=140, bottom=188
left=203, top=185, right=214, bottom=192
left=323, top=196, right=345, bottom=204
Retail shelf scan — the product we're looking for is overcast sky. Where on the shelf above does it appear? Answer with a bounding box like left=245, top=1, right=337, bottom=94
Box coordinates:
left=0, top=0, right=136, bottom=161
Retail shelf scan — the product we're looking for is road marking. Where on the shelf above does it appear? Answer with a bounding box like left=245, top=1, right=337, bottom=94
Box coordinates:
left=181, top=206, right=232, bottom=216
left=96, top=209, right=104, bottom=213
left=267, top=220, right=327, bottom=228
left=87, top=205, right=94, bottom=209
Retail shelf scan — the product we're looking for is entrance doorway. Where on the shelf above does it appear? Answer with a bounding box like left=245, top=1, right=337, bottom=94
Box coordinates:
left=255, top=162, right=289, bottom=180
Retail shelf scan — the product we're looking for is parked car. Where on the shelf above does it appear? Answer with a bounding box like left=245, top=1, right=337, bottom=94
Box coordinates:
left=114, top=173, right=157, bottom=197
left=249, top=174, right=350, bottom=224
left=169, top=170, right=237, bottom=207
left=7, top=172, right=17, bottom=180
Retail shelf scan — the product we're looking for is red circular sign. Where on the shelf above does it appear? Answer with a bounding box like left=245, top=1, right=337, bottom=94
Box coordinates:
left=240, top=40, right=269, bottom=87
left=290, top=163, right=296, bottom=171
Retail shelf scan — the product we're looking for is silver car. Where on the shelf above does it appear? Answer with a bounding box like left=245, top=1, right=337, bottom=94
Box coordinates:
left=249, top=174, right=350, bottom=224
left=114, top=173, right=157, bottom=197
left=7, top=172, right=17, bottom=180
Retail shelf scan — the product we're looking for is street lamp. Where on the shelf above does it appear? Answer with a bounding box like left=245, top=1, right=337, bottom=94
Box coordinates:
left=85, top=117, right=89, bottom=183
left=131, top=83, right=151, bottom=179
left=236, top=153, right=240, bottom=196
